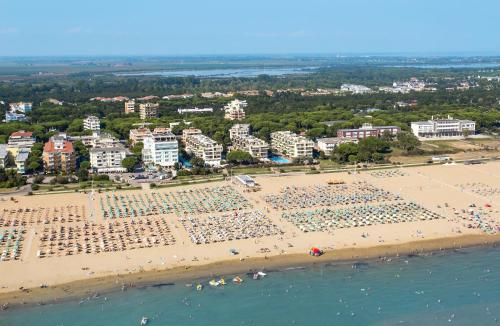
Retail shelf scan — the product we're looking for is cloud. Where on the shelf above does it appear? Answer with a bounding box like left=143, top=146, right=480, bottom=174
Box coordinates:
left=0, top=27, right=18, bottom=35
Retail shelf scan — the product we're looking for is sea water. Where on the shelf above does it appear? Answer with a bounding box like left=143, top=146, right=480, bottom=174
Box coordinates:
left=1, top=246, right=500, bottom=326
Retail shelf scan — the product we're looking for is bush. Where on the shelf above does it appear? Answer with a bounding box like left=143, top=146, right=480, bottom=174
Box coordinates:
left=33, top=175, right=45, bottom=184
left=55, top=176, right=69, bottom=184
left=92, top=174, right=110, bottom=181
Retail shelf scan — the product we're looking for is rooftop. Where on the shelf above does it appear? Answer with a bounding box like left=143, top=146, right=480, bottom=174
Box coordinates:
left=43, top=140, right=74, bottom=153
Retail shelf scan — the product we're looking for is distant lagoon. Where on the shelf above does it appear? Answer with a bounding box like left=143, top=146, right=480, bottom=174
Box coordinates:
left=115, top=67, right=318, bottom=78
left=389, top=62, right=500, bottom=69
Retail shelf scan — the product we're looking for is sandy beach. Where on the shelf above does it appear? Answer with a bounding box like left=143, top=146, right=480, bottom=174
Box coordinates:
left=0, top=161, right=498, bottom=307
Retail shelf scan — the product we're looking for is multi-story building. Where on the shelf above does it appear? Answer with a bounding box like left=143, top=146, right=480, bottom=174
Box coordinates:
left=142, top=128, right=179, bottom=168
left=7, top=131, right=36, bottom=156
left=0, top=144, right=8, bottom=168
left=232, top=135, right=269, bottom=159
left=270, top=131, right=314, bottom=158
left=181, top=128, right=202, bottom=143
left=5, top=112, right=27, bottom=122
left=411, top=116, right=476, bottom=140
left=90, top=145, right=127, bottom=173
left=139, top=103, right=159, bottom=120
left=177, top=107, right=213, bottom=114
left=229, top=124, right=268, bottom=159
left=340, top=84, right=372, bottom=94
left=83, top=115, right=100, bottom=132
left=9, top=102, right=32, bottom=113
left=124, top=100, right=135, bottom=114
left=316, top=138, right=358, bottom=156
left=15, top=150, right=30, bottom=174
left=185, top=134, right=223, bottom=166
left=91, top=133, right=121, bottom=148
left=42, top=134, right=76, bottom=174
left=337, top=123, right=400, bottom=139
left=229, top=124, right=250, bottom=140
left=224, top=99, right=247, bottom=120
left=129, top=127, right=153, bottom=146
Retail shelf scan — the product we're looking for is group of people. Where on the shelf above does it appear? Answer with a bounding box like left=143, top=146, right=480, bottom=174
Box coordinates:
left=264, top=182, right=400, bottom=210
left=0, top=228, right=24, bottom=261
left=179, top=210, right=283, bottom=245
left=99, top=186, right=252, bottom=219
left=456, top=182, right=500, bottom=198
left=0, top=205, right=86, bottom=227
left=37, top=218, right=176, bottom=258
left=370, top=169, right=408, bottom=178
left=282, top=202, right=444, bottom=233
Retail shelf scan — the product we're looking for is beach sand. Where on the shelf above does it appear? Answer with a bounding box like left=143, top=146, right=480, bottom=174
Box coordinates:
left=0, top=161, right=498, bottom=307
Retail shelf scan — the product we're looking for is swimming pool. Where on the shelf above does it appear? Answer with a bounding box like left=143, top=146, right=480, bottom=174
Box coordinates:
left=269, top=155, right=291, bottom=164
left=178, top=156, right=192, bottom=168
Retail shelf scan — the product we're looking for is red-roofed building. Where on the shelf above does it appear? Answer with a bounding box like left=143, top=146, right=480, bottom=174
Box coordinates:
left=7, top=130, right=36, bottom=156
left=42, top=135, right=76, bottom=174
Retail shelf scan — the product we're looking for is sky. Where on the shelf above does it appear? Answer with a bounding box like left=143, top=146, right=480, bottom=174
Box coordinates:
left=1, top=0, right=500, bottom=56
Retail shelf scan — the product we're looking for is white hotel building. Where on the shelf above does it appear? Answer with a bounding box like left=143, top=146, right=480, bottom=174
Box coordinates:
left=142, top=128, right=179, bottom=168
left=270, top=131, right=314, bottom=158
left=230, top=124, right=269, bottom=159
left=316, top=137, right=358, bottom=156
left=411, top=116, right=476, bottom=140
left=224, top=99, right=247, bottom=120
left=89, top=133, right=127, bottom=173
left=9, top=102, right=32, bottom=113
left=229, top=124, right=250, bottom=139
left=83, top=115, right=101, bottom=132
left=185, top=134, right=223, bottom=167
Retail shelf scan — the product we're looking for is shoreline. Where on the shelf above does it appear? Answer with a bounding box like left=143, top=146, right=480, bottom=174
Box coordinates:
left=2, top=233, right=499, bottom=310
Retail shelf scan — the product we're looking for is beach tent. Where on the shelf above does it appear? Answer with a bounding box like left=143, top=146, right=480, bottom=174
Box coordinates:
left=310, top=247, right=323, bottom=256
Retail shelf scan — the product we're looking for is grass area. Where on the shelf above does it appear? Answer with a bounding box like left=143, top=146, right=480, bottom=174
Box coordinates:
left=419, top=140, right=461, bottom=153
left=34, top=180, right=129, bottom=193
left=231, top=166, right=272, bottom=175
left=318, top=159, right=341, bottom=169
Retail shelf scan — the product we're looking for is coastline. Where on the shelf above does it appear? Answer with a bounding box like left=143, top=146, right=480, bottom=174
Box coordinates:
left=2, top=233, right=499, bottom=310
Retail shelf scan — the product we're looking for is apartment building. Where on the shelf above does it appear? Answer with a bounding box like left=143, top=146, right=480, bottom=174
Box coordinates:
left=139, top=103, right=159, bottom=120
left=185, top=134, right=223, bottom=166
left=337, top=123, right=401, bottom=139
left=129, top=127, right=153, bottom=146
left=5, top=112, right=27, bottom=122
left=42, top=134, right=76, bottom=174
left=340, top=84, right=372, bottom=94
left=232, top=135, right=269, bottom=159
left=91, top=133, right=121, bottom=148
left=7, top=131, right=36, bottom=156
left=124, top=100, right=135, bottom=114
left=177, top=107, right=213, bottom=114
left=142, top=128, right=179, bottom=168
left=224, top=99, right=247, bottom=120
left=181, top=128, right=202, bottom=143
left=316, top=138, right=358, bottom=156
left=411, top=116, right=476, bottom=140
left=83, top=115, right=100, bottom=132
left=15, top=150, right=30, bottom=174
left=0, top=145, right=8, bottom=168
left=270, top=131, right=314, bottom=158
left=90, top=145, right=127, bottom=173
left=9, top=102, right=32, bottom=113
left=229, top=124, right=250, bottom=140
